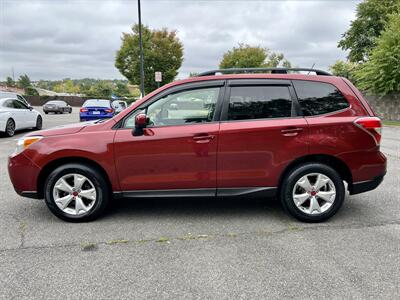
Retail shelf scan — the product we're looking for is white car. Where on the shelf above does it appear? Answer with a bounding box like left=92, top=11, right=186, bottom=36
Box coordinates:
left=0, top=98, right=43, bottom=137
left=111, top=100, right=128, bottom=114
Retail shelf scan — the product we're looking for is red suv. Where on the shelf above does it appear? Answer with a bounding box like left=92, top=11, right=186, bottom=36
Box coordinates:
left=8, top=68, right=386, bottom=222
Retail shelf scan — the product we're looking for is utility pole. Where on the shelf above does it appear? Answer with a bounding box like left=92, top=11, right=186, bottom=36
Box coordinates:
left=138, top=0, right=145, bottom=97
left=12, top=66, right=15, bottom=81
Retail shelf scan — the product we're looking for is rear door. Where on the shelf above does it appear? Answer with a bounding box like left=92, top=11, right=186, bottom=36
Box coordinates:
left=216, top=79, right=309, bottom=193
left=13, top=100, right=36, bottom=128
left=10, top=100, right=29, bottom=129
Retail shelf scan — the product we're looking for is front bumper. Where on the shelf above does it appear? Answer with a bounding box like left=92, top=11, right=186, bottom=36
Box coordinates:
left=8, top=153, right=41, bottom=199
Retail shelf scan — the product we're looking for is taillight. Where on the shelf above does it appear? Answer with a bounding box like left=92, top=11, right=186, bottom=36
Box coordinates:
left=105, top=108, right=114, bottom=113
left=80, top=108, right=88, bottom=113
left=354, top=117, right=382, bottom=145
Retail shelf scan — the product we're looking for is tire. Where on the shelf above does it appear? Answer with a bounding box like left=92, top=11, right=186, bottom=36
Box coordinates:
left=5, top=118, right=15, bottom=137
left=44, top=163, right=110, bottom=222
left=35, top=116, right=43, bottom=130
left=280, top=163, right=345, bottom=223
left=44, top=111, right=48, bottom=114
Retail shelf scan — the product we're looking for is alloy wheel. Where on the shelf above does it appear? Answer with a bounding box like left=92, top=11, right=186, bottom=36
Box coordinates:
left=292, top=173, right=336, bottom=215
left=6, top=119, right=15, bottom=136
left=53, top=173, right=97, bottom=216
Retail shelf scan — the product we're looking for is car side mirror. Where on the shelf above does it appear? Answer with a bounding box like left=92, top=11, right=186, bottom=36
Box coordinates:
left=29, top=106, right=34, bottom=111
left=132, top=113, right=148, bottom=136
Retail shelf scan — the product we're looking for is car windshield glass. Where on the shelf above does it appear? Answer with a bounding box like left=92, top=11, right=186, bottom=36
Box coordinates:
left=83, top=100, right=110, bottom=107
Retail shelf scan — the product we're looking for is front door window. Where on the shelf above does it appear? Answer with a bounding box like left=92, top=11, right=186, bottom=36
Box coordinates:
left=124, top=87, right=220, bottom=128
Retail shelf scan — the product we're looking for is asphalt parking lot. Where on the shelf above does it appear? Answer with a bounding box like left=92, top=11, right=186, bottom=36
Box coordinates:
left=0, top=107, right=399, bottom=299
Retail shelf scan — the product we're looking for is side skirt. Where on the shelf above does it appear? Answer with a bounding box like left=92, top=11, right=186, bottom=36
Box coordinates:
left=113, top=187, right=277, bottom=199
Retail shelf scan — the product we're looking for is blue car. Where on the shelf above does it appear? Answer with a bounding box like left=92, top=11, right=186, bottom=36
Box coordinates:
left=79, top=99, right=114, bottom=122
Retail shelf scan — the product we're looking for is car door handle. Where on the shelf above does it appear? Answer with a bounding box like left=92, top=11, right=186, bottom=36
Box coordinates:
left=193, top=134, right=215, bottom=143
left=281, top=127, right=303, bottom=137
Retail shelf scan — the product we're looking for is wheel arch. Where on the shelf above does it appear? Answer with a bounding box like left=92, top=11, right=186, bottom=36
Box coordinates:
left=36, top=156, right=113, bottom=199
left=278, top=154, right=353, bottom=194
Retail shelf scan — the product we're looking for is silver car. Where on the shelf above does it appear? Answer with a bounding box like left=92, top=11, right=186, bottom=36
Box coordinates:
left=43, top=100, right=72, bottom=114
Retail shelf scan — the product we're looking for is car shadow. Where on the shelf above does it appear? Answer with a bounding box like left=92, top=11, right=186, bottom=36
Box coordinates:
left=105, top=196, right=285, bottom=219
left=0, top=128, right=35, bottom=139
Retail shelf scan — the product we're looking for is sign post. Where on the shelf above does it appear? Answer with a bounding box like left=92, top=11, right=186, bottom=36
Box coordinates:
left=155, top=71, right=162, bottom=89
left=138, top=0, right=145, bottom=97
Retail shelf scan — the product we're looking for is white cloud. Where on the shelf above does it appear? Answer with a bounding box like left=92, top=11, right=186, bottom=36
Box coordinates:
left=0, top=0, right=361, bottom=80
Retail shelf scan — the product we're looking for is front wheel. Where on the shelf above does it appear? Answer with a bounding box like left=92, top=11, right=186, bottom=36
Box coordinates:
left=280, top=163, right=345, bottom=222
left=44, top=163, right=110, bottom=222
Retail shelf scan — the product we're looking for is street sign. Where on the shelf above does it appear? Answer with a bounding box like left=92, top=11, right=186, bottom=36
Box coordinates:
left=155, top=72, right=162, bottom=82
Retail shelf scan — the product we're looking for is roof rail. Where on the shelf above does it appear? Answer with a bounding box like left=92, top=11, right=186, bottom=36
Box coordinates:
left=197, top=68, right=331, bottom=77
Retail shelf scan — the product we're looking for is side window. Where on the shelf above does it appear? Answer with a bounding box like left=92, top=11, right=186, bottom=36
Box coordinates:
left=3, top=100, right=13, bottom=108
left=124, top=87, right=220, bottom=128
left=13, top=100, right=28, bottom=109
left=227, top=86, right=292, bottom=120
left=293, top=80, right=349, bottom=116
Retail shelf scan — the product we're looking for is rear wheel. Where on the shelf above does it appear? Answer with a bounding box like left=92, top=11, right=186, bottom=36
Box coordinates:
left=44, top=163, right=110, bottom=222
left=35, top=116, right=43, bottom=130
left=280, top=163, right=345, bottom=222
left=5, top=118, right=15, bottom=137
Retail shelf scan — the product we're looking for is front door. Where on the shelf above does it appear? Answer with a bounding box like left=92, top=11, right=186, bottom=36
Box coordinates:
left=113, top=83, right=224, bottom=194
left=217, top=80, right=309, bottom=191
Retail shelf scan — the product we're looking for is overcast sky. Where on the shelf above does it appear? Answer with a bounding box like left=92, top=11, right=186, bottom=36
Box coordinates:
left=0, top=0, right=361, bottom=81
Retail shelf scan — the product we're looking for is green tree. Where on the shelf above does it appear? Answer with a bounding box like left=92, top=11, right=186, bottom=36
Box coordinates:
left=329, top=60, right=358, bottom=81
left=24, top=86, right=39, bottom=96
left=17, top=74, right=32, bottom=89
left=113, top=82, right=130, bottom=96
left=338, top=0, right=400, bottom=62
left=353, top=14, right=400, bottom=95
left=87, top=82, right=113, bottom=98
left=189, top=72, right=199, bottom=78
left=6, top=76, right=15, bottom=87
left=115, top=24, right=184, bottom=94
left=219, top=43, right=291, bottom=69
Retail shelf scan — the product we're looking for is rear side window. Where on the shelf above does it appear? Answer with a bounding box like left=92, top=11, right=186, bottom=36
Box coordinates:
left=293, top=81, right=349, bottom=116
left=227, top=86, right=292, bottom=120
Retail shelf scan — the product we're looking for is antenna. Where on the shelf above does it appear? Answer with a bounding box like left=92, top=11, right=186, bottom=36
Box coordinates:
left=307, top=63, right=316, bottom=75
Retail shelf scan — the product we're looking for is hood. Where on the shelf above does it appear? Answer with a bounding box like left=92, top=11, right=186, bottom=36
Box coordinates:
left=28, top=121, right=97, bottom=137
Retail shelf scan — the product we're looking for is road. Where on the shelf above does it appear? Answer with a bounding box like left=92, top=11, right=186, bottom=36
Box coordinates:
left=0, top=108, right=399, bottom=299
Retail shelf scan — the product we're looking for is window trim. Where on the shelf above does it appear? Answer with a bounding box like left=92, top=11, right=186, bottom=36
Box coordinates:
left=220, top=80, right=300, bottom=122
left=117, top=80, right=226, bottom=129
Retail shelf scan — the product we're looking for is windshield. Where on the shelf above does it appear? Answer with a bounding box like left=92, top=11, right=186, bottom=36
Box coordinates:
left=83, top=99, right=110, bottom=107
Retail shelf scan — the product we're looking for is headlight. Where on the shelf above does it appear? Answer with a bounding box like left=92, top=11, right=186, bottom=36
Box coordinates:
left=14, top=136, right=43, bottom=155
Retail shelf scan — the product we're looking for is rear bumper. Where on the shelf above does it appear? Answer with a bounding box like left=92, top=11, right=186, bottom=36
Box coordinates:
left=79, top=114, right=113, bottom=122
left=43, top=108, right=61, bottom=112
left=350, top=173, right=386, bottom=195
